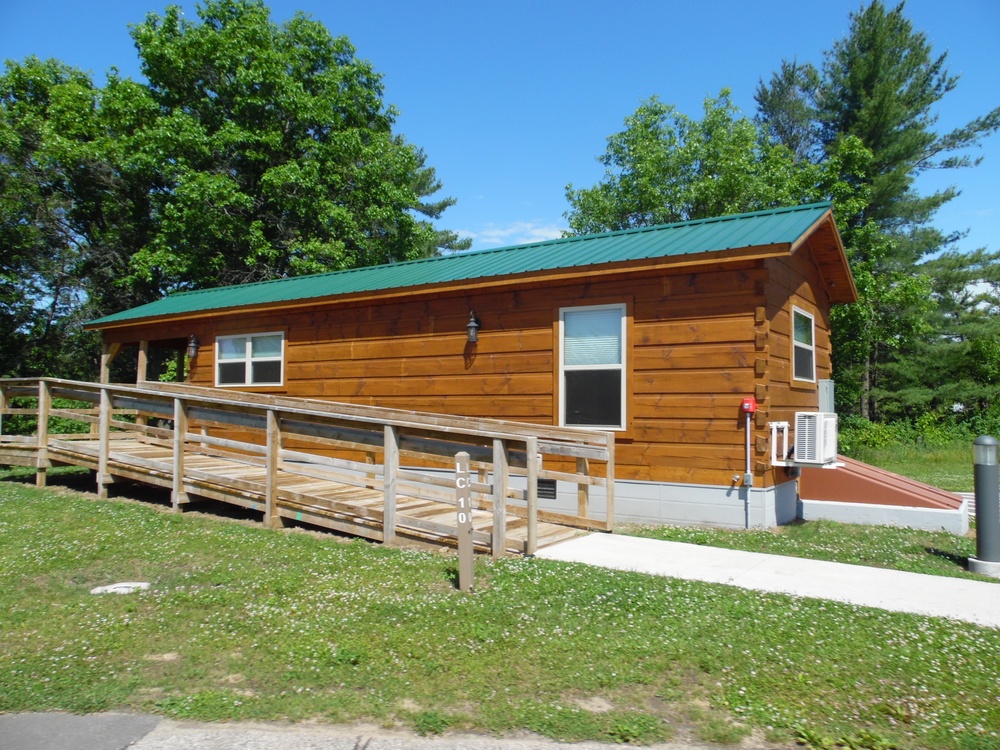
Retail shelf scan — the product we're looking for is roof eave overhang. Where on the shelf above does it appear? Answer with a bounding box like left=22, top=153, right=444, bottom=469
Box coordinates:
left=86, top=242, right=798, bottom=334
left=789, top=208, right=858, bottom=304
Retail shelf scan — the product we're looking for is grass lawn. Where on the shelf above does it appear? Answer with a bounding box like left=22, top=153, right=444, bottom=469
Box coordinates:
left=1, top=473, right=999, bottom=750
left=846, top=442, right=974, bottom=493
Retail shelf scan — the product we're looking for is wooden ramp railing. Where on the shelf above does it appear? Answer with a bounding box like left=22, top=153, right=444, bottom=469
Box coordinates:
left=0, top=378, right=615, bottom=556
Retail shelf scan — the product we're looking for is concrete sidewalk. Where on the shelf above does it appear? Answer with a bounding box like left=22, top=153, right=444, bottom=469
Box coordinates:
left=0, top=713, right=721, bottom=750
left=536, top=533, right=1000, bottom=629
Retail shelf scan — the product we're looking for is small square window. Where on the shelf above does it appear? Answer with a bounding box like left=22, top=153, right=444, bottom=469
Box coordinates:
left=215, top=332, right=284, bottom=387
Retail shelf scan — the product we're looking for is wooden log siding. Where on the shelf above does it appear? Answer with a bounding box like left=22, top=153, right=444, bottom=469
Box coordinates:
left=96, top=259, right=797, bottom=490
left=757, top=248, right=835, bottom=484
left=97, top=246, right=839, bottom=492
left=0, top=378, right=614, bottom=554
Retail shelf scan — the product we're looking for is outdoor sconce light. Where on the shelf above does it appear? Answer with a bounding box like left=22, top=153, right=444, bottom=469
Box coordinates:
left=466, top=312, right=481, bottom=344
left=186, top=334, right=200, bottom=359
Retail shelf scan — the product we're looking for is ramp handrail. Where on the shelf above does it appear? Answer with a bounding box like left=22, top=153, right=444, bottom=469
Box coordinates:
left=0, top=378, right=615, bottom=555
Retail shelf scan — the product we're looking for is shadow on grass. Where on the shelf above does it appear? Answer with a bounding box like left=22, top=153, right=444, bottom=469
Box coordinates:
left=925, top=547, right=970, bottom=569
left=2, top=466, right=98, bottom=494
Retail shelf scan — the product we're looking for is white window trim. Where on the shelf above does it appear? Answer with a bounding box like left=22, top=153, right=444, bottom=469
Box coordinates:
left=215, top=331, right=285, bottom=387
left=791, top=307, right=816, bottom=383
left=559, top=303, right=627, bottom=430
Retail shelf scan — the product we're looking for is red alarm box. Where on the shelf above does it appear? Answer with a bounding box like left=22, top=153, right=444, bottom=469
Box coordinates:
left=741, top=396, right=757, bottom=414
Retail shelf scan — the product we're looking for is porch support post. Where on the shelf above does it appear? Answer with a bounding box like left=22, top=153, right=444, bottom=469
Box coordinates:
left=171, top=397, right=188, bottom=511
left=383, top=424, right=398, bottom=545
left=491, top=438, right=509, bottom=558
left=137, top=341, right=149, bottom=384
left=99, top=342, right=121, bottom=385
left=136, top=342, right=150, bottom=431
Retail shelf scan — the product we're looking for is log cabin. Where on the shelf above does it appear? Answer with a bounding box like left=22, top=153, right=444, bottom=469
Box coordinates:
left=85, top=201, right=859, bottom=529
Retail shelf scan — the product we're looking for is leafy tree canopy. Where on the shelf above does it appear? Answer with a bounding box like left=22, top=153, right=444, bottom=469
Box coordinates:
left=119, top=0, right=468, bottom=295
left=757, top=1, right=1000, bottom=266
left=0, top=0, right=467, bottom=378
left=564, top=90, right=825, bottom=234
left=0, top=57, right=99, bottom=378
left=755, top=1, right=1000, bottom=418
left=878, top=249, right=1000, bottom=419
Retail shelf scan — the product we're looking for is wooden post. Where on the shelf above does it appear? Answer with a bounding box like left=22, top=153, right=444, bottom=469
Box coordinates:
left=35, top=380, right=51, bottom=487
left=365, top=449, right=376, bottom=489
left=605, top=433, right=615, bottom=531
left=383, top=424, right=399, bottom=544
left=135, top=341, right=150, bottom=432
left=264, top=409, right=282, bottom=528
left=97, top=387, right=112, bottom=499
left=0, top=382, right=6, bottom=436
left=95, top=342, right=121, bottom=438
left=171, top=397, right=188, bottom=511
left=491, top=438, right=509, bottom=558
left=137, top=341, right=149, bottom=384
left=455, top=451, right=475, bottom=592
left=99, top=342, right=121, bottom=385
left=576, top=456, right=589, bottom=518
left=525, top=436, right=538, bottom=556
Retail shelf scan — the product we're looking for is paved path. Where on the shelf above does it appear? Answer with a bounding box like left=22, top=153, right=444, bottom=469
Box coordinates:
left=0, top=713, right=724, bottom=750
left=537, top=533, right=1000, bottom=628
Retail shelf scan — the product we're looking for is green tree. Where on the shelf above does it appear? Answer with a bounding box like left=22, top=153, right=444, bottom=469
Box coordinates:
left=818, top=1, right=999, bottom=262
left=754, top=59, right=822, bottom=164
left=0, top=1, right=466, bottom=378
left=0, top=57, right=101, bottom=378
left=757, top=1, right=1000, bottom=418
left=878, top=248, right=1000, bottom=420
left=119, top=0, right=467, bottom=297
left=564, top=90, right=824, bottom=234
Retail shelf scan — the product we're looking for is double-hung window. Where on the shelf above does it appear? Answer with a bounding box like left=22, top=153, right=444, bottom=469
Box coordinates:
left=560, top=304, right=626, bottom=429
left=792, top=307, right=816, bottom=383
left=216, top=332, right=284, bottom=387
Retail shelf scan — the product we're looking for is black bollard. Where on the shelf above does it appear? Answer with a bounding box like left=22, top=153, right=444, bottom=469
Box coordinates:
left=970, top=435, right=1000, bottom=578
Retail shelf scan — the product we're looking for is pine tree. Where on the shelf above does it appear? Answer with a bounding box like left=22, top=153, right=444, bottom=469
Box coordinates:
left=756, top=1, right=1000, bottom=418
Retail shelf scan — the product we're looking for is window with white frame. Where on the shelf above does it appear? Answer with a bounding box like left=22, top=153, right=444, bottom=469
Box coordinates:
left=560, top=304, right=626, bottom=428
left=792, top=307, right=816, bottom=382
left=216, top=332, right=284, bottom=387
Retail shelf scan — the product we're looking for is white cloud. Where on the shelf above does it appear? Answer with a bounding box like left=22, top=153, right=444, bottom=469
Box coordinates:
left=462, top=221, right=568, bottom=249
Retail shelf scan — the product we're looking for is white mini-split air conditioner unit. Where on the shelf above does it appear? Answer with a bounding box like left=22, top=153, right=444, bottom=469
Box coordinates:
left=768, top=412, right=839, bottom=468
left=793, top=412, right=838, bottom=465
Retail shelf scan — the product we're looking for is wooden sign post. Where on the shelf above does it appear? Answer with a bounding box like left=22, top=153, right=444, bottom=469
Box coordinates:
left=455, top=451, right=474, bottom=592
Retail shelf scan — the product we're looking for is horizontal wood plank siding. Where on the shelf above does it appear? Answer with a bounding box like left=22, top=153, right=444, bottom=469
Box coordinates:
left=102, top=251, right=843, bottom=491
left=758, top=246, right=832, bottom=487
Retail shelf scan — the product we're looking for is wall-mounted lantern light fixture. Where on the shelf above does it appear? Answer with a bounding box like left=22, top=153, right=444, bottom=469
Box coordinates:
left=466, top=312, right=481, bottom=344
left=186, top=334, right=200, bottom=360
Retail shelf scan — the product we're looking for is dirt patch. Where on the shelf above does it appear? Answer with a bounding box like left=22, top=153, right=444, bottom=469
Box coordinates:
left=571, top=696, right=615, bottom=713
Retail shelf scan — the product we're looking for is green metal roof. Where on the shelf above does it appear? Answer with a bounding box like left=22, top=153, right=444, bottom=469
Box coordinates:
left=88, top=201, right=833, bottom=327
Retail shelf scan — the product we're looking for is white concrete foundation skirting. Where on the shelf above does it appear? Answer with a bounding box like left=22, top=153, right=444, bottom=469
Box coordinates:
left=428, top=468, right=970, bottom=534
left=968, top=557, right=1000, bottom=579
left=799, top=497, right=970, bottom=535
left=606, top=478, right=800, bottom=529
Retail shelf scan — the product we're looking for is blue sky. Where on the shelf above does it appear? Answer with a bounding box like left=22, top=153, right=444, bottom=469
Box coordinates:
left=2, top=0, right=998, bottom=254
